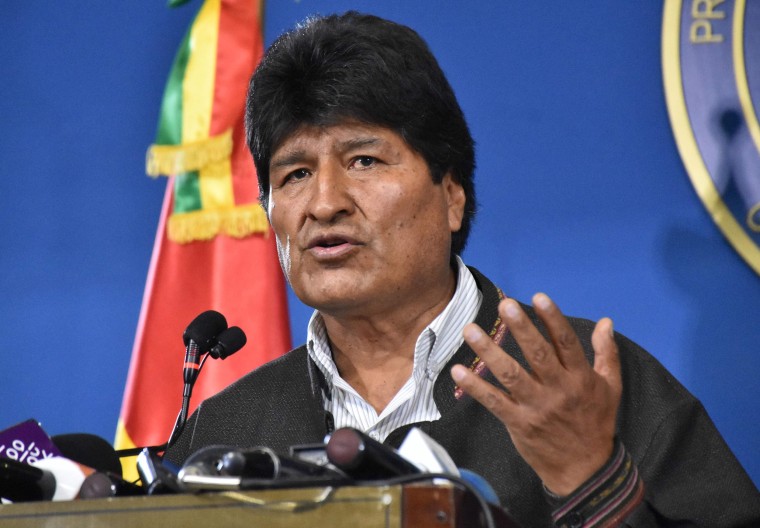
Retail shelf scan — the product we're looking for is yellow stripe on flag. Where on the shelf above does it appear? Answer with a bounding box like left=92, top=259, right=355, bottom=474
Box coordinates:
left=184, top=0, right=235, bottom=211
left=114, top=418, right=140, bottom=482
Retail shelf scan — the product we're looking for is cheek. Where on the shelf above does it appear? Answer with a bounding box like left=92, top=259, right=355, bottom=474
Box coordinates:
left=267, top=187, right=275, bottom=217
left=275, top=234, right=292, bottom=281
left=268, top=199, right=295, bottom=281
left=399, top=194, right=452, bottom=256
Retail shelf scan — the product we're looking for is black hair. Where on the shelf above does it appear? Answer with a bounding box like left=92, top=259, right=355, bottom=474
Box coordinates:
left=245, top=11, right=476, bottom=255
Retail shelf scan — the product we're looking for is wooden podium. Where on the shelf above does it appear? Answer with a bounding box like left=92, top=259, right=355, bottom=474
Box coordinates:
left=0, top=483, right=520, bottom=527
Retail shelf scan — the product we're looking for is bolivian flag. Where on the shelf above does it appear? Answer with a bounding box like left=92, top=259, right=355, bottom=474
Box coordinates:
left=116, top=0, right=291, bottom=480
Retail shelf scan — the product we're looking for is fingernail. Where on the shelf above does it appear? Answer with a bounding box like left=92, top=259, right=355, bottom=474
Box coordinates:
left=451, top=365, right=467, bottom=382
left=534, top=293, right=550, bottom=310
left=503, top=300, right=520, bottom=319
left=464, top=325, right=481, bottom=343
left=608, top=319, right=614, bottom=338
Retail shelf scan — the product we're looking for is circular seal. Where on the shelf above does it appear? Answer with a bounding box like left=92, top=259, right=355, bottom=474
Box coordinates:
left=663, top=0, right=760, bottom=274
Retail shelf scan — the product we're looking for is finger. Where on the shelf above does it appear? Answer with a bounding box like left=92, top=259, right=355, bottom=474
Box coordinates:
left=451, top=363, right=515, bottom=421
left=499, top=297, right=562, bottom=380
left=591, top=317, right=622, bottom=398
left=462, top=323, right=531, bottom=397
left=532, top=293, right=588, bottom=372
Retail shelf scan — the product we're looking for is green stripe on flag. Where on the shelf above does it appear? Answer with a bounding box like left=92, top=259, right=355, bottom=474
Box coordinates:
left=155, top=25, right=202, bottom=214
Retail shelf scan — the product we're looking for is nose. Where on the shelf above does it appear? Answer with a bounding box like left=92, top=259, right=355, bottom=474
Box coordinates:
left=306, top=161, right=354, bottom=223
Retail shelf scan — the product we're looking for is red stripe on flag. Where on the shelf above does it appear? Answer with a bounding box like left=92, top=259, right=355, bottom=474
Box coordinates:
left=213, top=0, right=264, bottom=206
left=118, top=0, right=290, bottom=458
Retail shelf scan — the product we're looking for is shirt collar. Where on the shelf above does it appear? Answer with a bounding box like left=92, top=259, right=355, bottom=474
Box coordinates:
left=307, top=256, right=482, bottom=393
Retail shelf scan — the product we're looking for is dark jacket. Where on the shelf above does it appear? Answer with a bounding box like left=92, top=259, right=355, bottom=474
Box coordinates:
left=166, top=268, right=760, bottom=526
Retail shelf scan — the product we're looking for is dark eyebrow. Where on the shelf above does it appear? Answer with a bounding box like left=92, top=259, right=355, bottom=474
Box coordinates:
left=336, top=137, right=382, bottom=151
left=270, top=150, right=307, bottom=170
left=270, top=136, right=385, bottom=170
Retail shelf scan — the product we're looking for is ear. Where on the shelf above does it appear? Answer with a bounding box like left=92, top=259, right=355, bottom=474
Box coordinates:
left=442, top=172, right=466, bottom=233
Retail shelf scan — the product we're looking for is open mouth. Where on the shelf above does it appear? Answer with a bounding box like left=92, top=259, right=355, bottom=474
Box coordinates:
left=319, top=239, right=345, bottom=248
left=309, top=234, right=355, bottom=249
left=306, top=234, right=360, bottom=258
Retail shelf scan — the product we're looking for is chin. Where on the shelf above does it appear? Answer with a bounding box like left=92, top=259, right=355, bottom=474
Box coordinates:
left=293, top=278, right=363, bottom=310
left=301, top=288, right=371, bottom=314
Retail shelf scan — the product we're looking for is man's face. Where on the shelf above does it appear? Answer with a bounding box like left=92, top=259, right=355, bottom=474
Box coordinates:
left=267, top=122, right=466, bottom=318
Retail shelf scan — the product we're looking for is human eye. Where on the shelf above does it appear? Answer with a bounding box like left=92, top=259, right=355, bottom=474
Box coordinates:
left=290, top=168, right=310, bottom=180
left=276, top=168, right=310, bottom=187
left=349, top=156, right=377, bottom=170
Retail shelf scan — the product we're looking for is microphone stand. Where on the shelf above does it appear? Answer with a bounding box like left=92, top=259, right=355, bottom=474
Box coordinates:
left=166, top=351, right=210, bottom=449
left=116, top=350, right=212, bottom=459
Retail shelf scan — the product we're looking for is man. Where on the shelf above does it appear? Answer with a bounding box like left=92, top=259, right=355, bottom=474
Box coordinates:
left=165, top=12, right=760, bottom=526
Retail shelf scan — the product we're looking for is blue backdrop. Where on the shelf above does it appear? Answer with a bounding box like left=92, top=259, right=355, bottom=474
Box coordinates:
left=1, top=1, right=757, bottom=486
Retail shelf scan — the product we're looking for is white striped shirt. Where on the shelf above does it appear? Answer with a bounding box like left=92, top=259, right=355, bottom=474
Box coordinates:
left=306, top=257, right=482, bottom=442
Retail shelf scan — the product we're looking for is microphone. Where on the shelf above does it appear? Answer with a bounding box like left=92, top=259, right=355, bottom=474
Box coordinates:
left=217, top=447, right=339, bottom=479
left=1, top=455, right=142, bottom=502
left=51, top=433, right=123, bottom=477
left=136, top=448, right=182, bottom=495
left=182, top=310, right=228, bottom=386
left=182, top=310, right=227, bottom=353
left=167, top=310, right=229, bottom=449
left=0, top=431, right=127, bottom=502
left=325, top=428, right=421, bottom=480
left=208, top=326, right=247, bottom=360
left=48, top=433, right=144, bottom=499
left=29, top=456, right=95, bottom=501
left=176, top=445, right=349, bottom=491
left=398, top=427, right=500, bottom=504
left=78, top=472, right=144, bottom=499
left=0, top=456, right=56, bottom=502
left=183, top=310, right=228, bottom=351
left=0, top=425, right=132, bottom=502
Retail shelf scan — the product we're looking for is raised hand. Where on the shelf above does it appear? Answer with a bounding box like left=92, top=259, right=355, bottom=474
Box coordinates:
left=451, top=293, right=622, bottom=496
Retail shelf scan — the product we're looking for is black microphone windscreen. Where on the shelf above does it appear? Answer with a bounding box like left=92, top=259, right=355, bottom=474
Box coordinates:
left=183, top=310, right=228, bottom=351
left=209, top=326, right=247, bottom=359
left=0, top=457, right=56, bottom=502
left=78, top=472, right=145, bottom=499
left=326, top=428, right=420, bottom=480
left=51, top=433, right=122, bottom=477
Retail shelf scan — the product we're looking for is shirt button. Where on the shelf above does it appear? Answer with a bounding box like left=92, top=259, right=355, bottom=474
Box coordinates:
left=566, top=512, right=583, bottom=528
left=369, top=431, right=379, bottom=440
